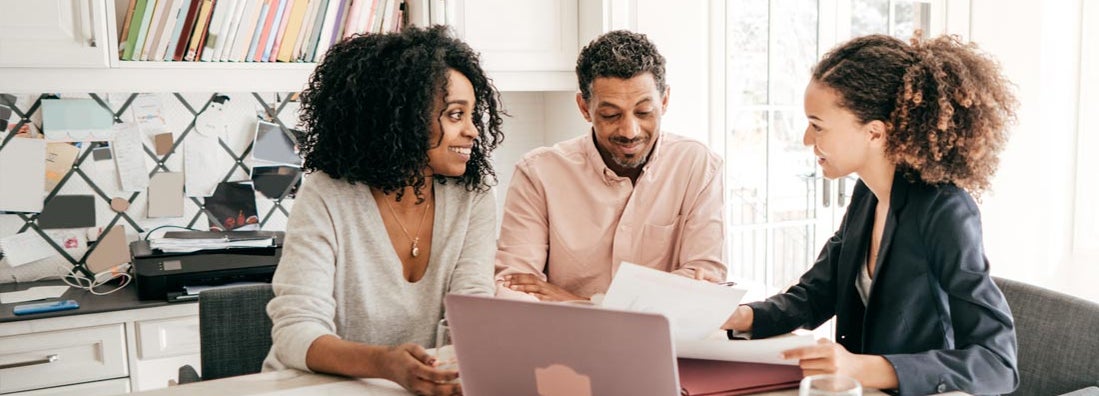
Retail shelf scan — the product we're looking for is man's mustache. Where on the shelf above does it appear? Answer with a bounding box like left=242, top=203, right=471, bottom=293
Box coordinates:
left=610, top=136, right=647, bottom=145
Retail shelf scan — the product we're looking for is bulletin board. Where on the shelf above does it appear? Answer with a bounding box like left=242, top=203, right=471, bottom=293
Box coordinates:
left=0, top=92, right=303, bottom=282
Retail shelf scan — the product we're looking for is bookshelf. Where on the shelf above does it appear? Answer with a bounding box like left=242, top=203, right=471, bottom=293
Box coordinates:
left=0, top=0, right=635, bottom=93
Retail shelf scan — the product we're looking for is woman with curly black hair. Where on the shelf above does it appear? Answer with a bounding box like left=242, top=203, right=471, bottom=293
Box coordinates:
left=263, top=26, right=504, bottom=395
left=723, top=34, right=1019, bottom=395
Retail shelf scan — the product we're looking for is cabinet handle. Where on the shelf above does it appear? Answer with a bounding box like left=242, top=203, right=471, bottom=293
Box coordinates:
left=0, top=354, right=59, bottom=370
left=80, top=0, right=97, bottom=48
left=822, top=177, right=831, bottom=207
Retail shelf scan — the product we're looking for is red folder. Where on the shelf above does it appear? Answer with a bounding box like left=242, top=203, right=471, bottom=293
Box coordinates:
left=678, top=358, right=803, bottom=396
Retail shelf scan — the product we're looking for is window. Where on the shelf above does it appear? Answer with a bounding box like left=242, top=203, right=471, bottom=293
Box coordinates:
left=718, top=0, right=946, bottom=295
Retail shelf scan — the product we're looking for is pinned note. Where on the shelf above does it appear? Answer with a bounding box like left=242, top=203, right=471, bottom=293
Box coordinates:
left=41, top=99, right=115, bottom=141
left=0, top=232, right=56, bottom=267
left=44, top=143, right=80, bottom=192
left=0, top=137, right=47, bottom=213
left=112, top=122, right=150, bottom=192
left=148, top=172, right=185, bottom=217
left=85, top=225, right=129, bottom=273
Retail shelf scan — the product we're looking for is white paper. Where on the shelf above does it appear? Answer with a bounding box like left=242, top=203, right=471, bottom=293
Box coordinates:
left=0, top=232, right=56, bottom=267
left=602, top=262, right=748, bottom=341
left=185, top=103, right=229, bottom=197
left=0, top=285, right=70, bottom=304
left=41, top=99, right=115, bottom=141
left=112, top=122, right=150, bottom=192
left=676, top=332, right=817, bottom=366
left=131, top=93, right=169, bottom=136
left=0, top=137, right=46, bottom=212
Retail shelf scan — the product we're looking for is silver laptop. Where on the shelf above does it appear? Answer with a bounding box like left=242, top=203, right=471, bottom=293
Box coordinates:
left=444, top=294, right=680, bottom=396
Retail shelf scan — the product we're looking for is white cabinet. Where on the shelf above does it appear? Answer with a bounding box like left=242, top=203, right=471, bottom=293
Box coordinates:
left=0, top=304, right=199, bottom=394
left=443, top=0, right=630, bottom=91
left=0, top=0, right=111, bottom=68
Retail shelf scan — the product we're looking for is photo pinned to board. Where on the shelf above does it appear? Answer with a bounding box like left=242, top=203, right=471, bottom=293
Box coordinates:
left=251, top=166, right=302, bottom=200
left=205, top=181, right=260, bottom=231
left=251, top=120, right=302, bottom=167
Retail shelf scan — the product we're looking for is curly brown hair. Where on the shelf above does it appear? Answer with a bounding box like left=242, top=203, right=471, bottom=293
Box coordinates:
left=298, top=25, right=505, bottom=203
left=576, top=30, right=666, bottom=101
left=812, top=34, right=1017, bottom=195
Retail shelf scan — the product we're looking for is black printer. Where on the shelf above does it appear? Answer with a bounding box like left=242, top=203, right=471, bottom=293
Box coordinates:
left=130, top=231, right=284, bottom=301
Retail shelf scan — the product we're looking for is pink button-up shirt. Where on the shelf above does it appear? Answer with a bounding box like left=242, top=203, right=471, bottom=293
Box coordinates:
left=495, top=132, right=727, bottom=299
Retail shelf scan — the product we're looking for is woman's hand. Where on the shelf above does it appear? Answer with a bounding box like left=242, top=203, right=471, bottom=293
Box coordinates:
left=721, top=305, right=754, bottom=332
left=781, top=339, right=898, bottom=389
left=378, top=343, right=462, bottom=396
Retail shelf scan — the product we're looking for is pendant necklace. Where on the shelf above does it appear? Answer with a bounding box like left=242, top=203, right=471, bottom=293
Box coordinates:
left=383, top=195, right=432, bottom=258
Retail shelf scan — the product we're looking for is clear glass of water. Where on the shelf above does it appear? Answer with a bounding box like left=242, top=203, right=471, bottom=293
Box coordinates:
left=799, top=374, right=862, bottom=396
left=434, top=318, right=460, bottom=379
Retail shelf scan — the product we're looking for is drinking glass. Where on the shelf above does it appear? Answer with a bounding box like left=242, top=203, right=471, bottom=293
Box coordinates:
left=799, top=374, right=862, bottom=396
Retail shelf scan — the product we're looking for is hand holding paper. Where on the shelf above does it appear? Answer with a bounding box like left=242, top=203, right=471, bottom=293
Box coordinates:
left=602, top=262, right=747, bottom=341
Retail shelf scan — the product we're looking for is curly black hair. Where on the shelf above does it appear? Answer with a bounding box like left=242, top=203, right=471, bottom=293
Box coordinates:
left=813, top=34, right=1016, bottom=195
left=575, top=30, right=667, bottom=101
left=298, top=25, right=505, bottom=202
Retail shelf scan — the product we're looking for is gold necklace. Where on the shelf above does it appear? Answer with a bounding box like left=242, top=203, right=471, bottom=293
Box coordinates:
left=382, top=195, right=432, bottom=258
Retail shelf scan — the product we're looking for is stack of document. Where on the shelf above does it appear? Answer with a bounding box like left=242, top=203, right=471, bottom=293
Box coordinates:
left=602, top=262, right=815, bottom=365
left=149, top=231, right=274, bottom=253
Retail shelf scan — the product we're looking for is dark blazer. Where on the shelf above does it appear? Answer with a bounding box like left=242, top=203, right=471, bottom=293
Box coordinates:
left=743, top=174, right=1018, bottom=395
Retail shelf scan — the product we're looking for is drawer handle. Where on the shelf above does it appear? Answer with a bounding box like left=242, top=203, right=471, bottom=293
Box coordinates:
left=0, top=354, right=59, bottom=370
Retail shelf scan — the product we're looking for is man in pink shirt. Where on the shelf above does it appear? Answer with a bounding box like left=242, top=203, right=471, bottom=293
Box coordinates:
left=496, top=30, right=727, bottom=302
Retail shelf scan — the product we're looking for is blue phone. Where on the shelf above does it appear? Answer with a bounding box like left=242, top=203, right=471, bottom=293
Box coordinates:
left=13, top=299, right=80, bottom=315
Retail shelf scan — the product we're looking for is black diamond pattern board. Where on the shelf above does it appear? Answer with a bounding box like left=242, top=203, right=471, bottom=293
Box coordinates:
left=0, top=92, right=301, bottom=283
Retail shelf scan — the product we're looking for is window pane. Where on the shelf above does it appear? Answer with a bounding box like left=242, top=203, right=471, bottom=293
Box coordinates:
left=771, top=225, right=816, bottom=291
left=892, top=1, right=931, bottom=39
left=851, top=0, right=889, bottom=37
left=730, top=229, right=766, bottom=283
left=727, top=111, right=767, bottom=225
left=769, top=0, right=818, bottom=105
left=768, top=110, right=817, bottom=221
left=727, top=0, right=769, bottom=107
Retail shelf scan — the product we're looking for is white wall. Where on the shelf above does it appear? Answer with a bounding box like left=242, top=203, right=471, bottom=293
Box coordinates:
left=968, top=0, right=1092, bottom=297
left=633, top=0, right=711, bottom=144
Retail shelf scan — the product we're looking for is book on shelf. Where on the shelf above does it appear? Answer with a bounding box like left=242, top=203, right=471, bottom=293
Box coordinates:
left=201, top=0, right=234, bottom=61
left=267, top=0, right=296, bottom=62
left=291, top=0, right=320, bottom=61
left=121, top=0, right=149, bottom=60
left=302, top=0, right=331, bottom=61
left=251, top=0, right=280, bottom=61
left=172, top=0, right=204, bottom=61
left=185, top=0, right=217, bottom=61
left=118, top=0, right=139, bottom=58
left=130, top=0, right=159, bottom=60
left=152, top=0, right=187, bottom=61
left=214, top=0, right=249, bottom=61
left=160, top=0, right=194, bottom=60
left=313, top=0, right=346, bottom=61
left=140, top=0, right=172, bottom=60
left=276, top=0, right=309, bottom=62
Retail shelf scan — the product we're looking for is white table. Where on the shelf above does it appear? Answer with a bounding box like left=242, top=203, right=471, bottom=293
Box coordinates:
left=129, top=369, right=903, bottom=396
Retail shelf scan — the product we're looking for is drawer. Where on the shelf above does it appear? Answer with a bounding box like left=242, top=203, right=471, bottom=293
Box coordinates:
left=136, top=316, right=199, bottom=359
left=0, top=324, right=128, bottom=394
left=5, top=378, right=130, bottom=396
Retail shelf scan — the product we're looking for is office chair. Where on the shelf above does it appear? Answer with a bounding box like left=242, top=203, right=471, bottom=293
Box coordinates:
left=994, top=277, right=1099, bottom=395
left=178, top=283, right=275, bottom=384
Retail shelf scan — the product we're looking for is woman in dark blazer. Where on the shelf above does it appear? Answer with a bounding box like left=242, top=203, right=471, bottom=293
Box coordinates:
left=723, top=34, right=1019, bottom=395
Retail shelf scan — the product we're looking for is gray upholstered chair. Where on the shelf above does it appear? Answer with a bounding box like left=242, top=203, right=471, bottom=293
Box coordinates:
left=178, top=283, right=275, bottom=383
left=994, top=277, right=1099, bottom=395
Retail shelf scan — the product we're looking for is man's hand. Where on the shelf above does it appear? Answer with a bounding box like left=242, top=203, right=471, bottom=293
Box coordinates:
left=377, top=343, right=462, bottom=396
left=501, top=274, right=585, bottom=302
